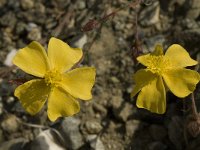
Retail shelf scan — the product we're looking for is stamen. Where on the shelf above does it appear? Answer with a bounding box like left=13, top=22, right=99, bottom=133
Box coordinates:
left=147, top=55, right=171, bottom=74
left=44, top=69, right=62, bottom=87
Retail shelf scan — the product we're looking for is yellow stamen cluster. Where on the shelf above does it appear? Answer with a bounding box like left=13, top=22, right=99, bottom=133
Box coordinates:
left=147, top=55, right=171, bottom=74
left=44, top=69, right=62, bottom=87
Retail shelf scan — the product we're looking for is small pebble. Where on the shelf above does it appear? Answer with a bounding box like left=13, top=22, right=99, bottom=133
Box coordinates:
left=1, top=115, right=20, bottom=133
left=85, top=120, right=103, bottom=134
left=20, top=0, right=34, bottom=10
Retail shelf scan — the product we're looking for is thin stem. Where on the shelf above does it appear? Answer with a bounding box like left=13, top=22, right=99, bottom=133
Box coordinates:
left=16, top=118, right=49, bottom=129
left=17, top=118, right=67, bottom=147
left=183, top=99, right=188, bottom=146
left=191, top=93, right=198, bottom=119
left=82, top=0, right=142, bottom=32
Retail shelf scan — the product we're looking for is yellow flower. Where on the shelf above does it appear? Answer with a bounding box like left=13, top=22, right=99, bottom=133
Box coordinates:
left=131, top=44, right=200, bottom=114
left=13, top=37, right=96, bottom=121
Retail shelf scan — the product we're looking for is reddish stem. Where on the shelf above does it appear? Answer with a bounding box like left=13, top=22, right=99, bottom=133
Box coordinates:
left=191, top=93, right=198, bottom=119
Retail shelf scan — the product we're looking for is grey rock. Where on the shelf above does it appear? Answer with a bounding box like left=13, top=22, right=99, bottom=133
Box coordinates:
left=110, top=90, right=134, bottom=122
left=45, top=19, right=57, bottom=30
left=55, top=0, right=71, bottom=9
left=168, top=116, right=184, bottom=150
left=186, top=8, right=200, bottom=20
left=113, top=10, right=129, bottom=31
left=115, top=22, right=125, bottom=31
left=16, top=39, right=26, bottom=48
left=89, top=27, right=118, bottom=74
left=6, top=96, right=15, bottom=104
left=60, top=117, right=84, bottom=150
left=0, top=81, right=14, bottom=97
left=15, top=22, right=27, bottom=35
left=2, top=31, right=14, bottom=50
left=11, top=101, right=26, bottom=113
left=26, top=22, right=38, bottom=31
left=126, top=86, right=133, bottom=94
left=86, top=0, right=96, bottom=8
left=0, top=138, right=27, bottom=150
left=186, top=0, right=200, bottom=19
left=168, top=0, right=186, bottom=12
left=110, top=76, right=120, bottom=83
left=0, top=12, right=17, bottom=28
left=85, top=120, right=103, bottom=134
left=125, top=120, right=140, bottom=137
left=72, top=34, right=87, bottom=49
left=20, top=0, right=34, bottom=10
left=34, top=2, right=45, bottom=13
left=125, top=23, right=133, bottom=30
left=27, top=27, right=41, bottom=41
left=148, top=141, right=167, bottom=150
left=76, top=1, right=86, bottom=10
left=92, top=102, right=107, bottom=117
left=181, top=18, right=199, bottom=29
left=149, top=124, right=167, bottom=141
left=139, top=1, right=160, bottom=26
left=113, top=101, right=134, bottom=122
left=188, top=0, right=200, bottom=8
left=1, top=115, right=20, bottom=133
left=87, top=135, right=105, bottom=150
left=109, top=90, right=123, bottom=109
left=7, top=0, right=20, bottom=9
left=30, top=129, right=65, bottom=150
left=4, top=49, right=17, bottom=67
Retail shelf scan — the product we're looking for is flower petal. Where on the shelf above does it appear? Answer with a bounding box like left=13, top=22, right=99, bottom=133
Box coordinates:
left=47, top=87, right=80, bottom=122
left=162, top=68, right=200, bottom=97
left=13, top=41, right=50, bottom=77
left=47, top=37, right=83, bottom=73
left=136, top=53, right=151, bottom=67
left=59, top=67, right=96, bottom=100
left=136, top=76, right=166, bottom=114
left=165, top=44, right=198, bottom=68
left=131, top=69, right=156, bottom=97
left=152, top=44, right=164, bottom=56
left=137, top=44, right=164, bottom=67
left=14, top=79, right=50, bottom=115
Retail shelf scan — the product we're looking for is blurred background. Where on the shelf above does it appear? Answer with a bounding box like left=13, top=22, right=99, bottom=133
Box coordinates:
left=0, top=0, right=200, bottom=149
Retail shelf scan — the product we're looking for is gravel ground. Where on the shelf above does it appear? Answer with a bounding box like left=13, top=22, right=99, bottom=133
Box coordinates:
left=0, top=0, right=200, bottom=150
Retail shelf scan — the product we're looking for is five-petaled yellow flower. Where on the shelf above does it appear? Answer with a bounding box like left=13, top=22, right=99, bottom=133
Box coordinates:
left=13, top=37, right=96, bottom=121
left=131, top=44, right=200, bottom=114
